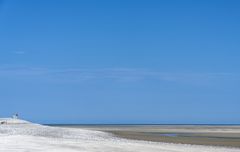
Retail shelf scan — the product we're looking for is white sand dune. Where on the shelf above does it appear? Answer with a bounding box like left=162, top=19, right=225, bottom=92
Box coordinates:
left=0, top=118, right=239, bottom=152
left=0, top=118, right=30, bottom=124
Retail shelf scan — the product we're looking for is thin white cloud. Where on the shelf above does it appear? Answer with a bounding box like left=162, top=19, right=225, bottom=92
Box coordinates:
left=0, top=66, right=239, bottom=84
left=13, top=51, right=25, bottom=55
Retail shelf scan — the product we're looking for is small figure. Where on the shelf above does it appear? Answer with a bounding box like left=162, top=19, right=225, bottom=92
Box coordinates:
left=13, top=113, right=19, bottom=119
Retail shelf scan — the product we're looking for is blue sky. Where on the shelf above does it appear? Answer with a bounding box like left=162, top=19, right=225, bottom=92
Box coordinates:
left=0, top=0, right=239, bottom=124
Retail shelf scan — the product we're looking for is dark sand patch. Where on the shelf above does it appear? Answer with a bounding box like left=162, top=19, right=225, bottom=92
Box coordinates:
left=109, top=130, right=240, bottom=148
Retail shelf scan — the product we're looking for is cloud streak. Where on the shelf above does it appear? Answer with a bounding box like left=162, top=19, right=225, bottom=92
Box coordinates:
left=0, top=66, right=239, bottom=84
left=13, top=51, right=26, bottom=55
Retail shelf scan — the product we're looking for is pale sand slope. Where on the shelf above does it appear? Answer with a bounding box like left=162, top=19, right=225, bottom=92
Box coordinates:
left=0, top=119, right=240, bottom=152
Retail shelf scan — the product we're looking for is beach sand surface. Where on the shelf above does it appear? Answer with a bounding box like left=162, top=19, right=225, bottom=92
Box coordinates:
left=64, top=125, right=240, bottom=148
left=1, top=119, right=240, bottom=152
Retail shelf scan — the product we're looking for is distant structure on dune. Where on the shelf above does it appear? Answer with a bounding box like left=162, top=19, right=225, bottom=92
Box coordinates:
left=0, top=113, right=20, bottom=124
left=12, top=113, right=19, bottom=119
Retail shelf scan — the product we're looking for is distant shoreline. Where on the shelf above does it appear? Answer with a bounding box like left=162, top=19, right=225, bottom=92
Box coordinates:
left=47, top=124, right=240, bottom=126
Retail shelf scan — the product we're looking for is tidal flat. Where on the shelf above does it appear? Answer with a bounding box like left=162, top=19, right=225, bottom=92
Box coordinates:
left=58, top=125, right=240, bottom=148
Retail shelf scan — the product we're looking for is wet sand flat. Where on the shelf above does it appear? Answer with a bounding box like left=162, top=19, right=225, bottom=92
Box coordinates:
left=60, top=125, right=240, bottom=148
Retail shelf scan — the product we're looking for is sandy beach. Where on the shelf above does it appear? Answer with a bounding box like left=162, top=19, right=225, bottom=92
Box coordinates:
left=62, top=125, right=240, bottom=148
left=0, top=119, right=240, bottom=152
